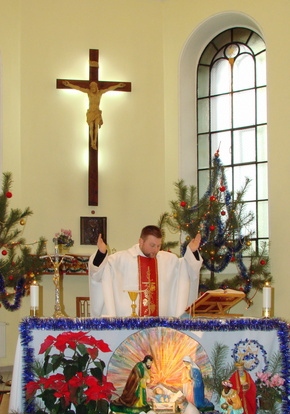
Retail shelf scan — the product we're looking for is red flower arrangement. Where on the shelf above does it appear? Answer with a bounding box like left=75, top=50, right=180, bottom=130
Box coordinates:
left=26, top=331, right=115, bottom=414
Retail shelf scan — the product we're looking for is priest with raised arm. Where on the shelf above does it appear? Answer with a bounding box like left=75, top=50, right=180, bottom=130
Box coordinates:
left=88, top=225, right=202, bottom=317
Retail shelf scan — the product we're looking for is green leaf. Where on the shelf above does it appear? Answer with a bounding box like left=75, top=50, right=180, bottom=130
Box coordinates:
left=39, top=389, right=58, bottom=410
left=63, top=363, right=78, bottom=381
left=77, top=353, right=90, bottom=371
left=76, top=343, right=87, bottom=355
left=90, top=365, right=104, bottom=383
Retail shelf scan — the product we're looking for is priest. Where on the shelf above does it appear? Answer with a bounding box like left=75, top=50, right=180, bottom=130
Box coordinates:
left=88, top=225, right=202, bottom=317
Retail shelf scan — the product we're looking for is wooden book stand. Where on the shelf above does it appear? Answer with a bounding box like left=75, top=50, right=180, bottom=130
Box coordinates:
left=185, top=288, right=245, bottom=318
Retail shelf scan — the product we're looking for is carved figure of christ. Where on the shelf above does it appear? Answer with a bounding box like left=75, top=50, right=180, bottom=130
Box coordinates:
left=56, top=49, right=131, bottom=205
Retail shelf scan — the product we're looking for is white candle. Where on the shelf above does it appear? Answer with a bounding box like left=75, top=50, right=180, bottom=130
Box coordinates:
left=263, top=283, right=271, bottom=309
left=30, top=282, right=39, bottom=309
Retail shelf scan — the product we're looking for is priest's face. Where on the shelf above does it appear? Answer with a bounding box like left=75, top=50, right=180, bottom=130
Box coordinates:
left=139, top=235, right=162, bottom=258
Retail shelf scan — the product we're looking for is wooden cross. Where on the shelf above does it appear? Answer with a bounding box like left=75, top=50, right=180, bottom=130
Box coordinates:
left=56, top=49, right=131, bottom=206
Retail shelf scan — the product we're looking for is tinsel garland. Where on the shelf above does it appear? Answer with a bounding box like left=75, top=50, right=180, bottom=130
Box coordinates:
left=0, top=273, right=25, bottom=311
left=186, top=154, right=256, bottom=293
left=19, top=317, right=290, bottom=413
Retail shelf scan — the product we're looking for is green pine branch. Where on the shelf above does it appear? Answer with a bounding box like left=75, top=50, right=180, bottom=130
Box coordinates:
left=0, top=172, right=47, bottom=310
left=158, top=155, right=272, bottom=303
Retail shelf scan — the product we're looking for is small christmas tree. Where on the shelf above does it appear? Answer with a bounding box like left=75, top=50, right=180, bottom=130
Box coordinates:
left=0, top=172, right=46, bottom=311
left=159, top=152, right=271, bottom=305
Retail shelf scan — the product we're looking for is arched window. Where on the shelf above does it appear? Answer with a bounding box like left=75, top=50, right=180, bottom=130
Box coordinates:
left=197, top=27, right=268, bottom=251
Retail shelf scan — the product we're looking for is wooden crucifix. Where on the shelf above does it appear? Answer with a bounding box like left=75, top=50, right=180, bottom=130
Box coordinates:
left=56, top=49, right=131, bottom=206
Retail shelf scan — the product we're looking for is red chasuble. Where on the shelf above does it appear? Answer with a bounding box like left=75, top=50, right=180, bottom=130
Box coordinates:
left=137, top=256, right=159, bottom=316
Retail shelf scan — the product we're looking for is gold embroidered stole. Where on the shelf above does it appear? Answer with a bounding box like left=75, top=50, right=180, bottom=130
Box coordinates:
left=137, top=255, right=159, bottom=316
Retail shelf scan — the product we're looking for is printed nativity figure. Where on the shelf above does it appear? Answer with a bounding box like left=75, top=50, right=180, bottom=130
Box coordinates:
left=62, top=80, right=125, bottom=150
left=182, top=356, right=214, bottom=412
left=220, top=380, right=243, bottom=414
left=88, top=225, right=202, bottom=317
left=229, top=361, right=256, bottom=414
left=177, top=396, right=201, bottom=414
left=110, top=355, right=153, bottom=413
left=151, top=385, right=199, bottom=414
left=153, top=386, right=170, bottom=403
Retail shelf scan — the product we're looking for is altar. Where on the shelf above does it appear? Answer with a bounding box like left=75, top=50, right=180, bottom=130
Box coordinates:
left=9, top=317, right=290, bottom=413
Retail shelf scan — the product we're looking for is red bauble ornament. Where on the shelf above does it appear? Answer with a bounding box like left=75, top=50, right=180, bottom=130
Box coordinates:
left=210, top=195, right=216, bottom=202
left=8, top=275, right=14, bottom=281
left=1, top=250, right=7, bottom=256
left=209, top=225, right=216, bottom=231
left=219, top=185, right=226, bottom=192
left=221, top=210, right=226, bottom=216
left=260, top=259, right=266, bottom=266
left=5, top=191, right=12, bottom=198
left=180, top=201, right=187, bottom=207
left=230, top=256, right=236, bottom=262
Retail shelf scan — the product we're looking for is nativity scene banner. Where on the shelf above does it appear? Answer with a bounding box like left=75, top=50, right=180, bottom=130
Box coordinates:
left=13, top=317, right=290, bottom=413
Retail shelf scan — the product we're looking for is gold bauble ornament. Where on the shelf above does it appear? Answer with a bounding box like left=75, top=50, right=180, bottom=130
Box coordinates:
left=20, top=219, right=26, bottom=225
left=246, top=241, right=252, bottom=246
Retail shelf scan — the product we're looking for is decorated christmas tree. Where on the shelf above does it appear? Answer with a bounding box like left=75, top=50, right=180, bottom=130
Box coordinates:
left=159, top=151, right=271, bottom=306
left=0, top=172, right=46, bottom=311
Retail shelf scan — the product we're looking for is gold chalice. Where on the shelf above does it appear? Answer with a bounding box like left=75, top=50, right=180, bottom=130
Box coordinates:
left=128, top=291, right=139, bottom=317
left=124, top=290, right=146, bottom=317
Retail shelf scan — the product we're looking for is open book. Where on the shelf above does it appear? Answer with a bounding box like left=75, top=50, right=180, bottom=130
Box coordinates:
left=185, top=288, right=245, bottom=317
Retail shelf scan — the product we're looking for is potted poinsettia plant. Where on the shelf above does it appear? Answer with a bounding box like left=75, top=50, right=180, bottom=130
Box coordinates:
left=25, top=331, right=115, bottom=414
left=255, top=352, right=285, bottom=411
left=256, top=370, right=285, bottom=411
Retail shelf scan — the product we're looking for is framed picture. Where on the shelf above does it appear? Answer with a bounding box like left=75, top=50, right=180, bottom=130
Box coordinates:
left=80, top=217, right=107, bottom=245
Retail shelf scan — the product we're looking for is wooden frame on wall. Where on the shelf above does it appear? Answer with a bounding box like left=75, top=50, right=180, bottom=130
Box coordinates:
left=80, top=217, right=107, bottom=245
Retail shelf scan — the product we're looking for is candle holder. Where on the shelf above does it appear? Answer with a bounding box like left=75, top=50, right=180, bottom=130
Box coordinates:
left=40, top=250, right=74, bottom=318
left=262, top=307, right=271, bottom=318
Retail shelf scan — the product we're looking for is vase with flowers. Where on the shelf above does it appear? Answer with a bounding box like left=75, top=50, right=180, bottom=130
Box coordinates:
left=256, top=369, right=285, bottom=411
left=26, top=331, right=115, bottom=414
left=53, top=229, right=74, bottom=253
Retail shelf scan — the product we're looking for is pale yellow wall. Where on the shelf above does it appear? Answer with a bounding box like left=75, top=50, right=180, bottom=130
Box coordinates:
left=0, top=0, right=289, bottom=366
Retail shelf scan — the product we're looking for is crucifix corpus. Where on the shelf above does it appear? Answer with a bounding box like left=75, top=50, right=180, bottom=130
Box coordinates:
left=56, top=49, right=131, bottom=206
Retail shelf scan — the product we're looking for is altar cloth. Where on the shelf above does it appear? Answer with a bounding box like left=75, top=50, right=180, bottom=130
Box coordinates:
left=9, top=317, right=290, bottom=413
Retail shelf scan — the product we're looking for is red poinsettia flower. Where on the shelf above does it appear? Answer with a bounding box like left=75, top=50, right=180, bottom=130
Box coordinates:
left=28, top=331, right=114, bottom=412
left=39, top=335, right=56, bottom=354
left=41, top=373, right=66, bottom=389
left=68, top=371, right=85, bottom=388
left=84, top=376, right=115, bottom=402
left=54, top=383, right=71, bottom=407
left=26, top=380, right=40, bottom=399
left=87, top=346, right=99, bottom=360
